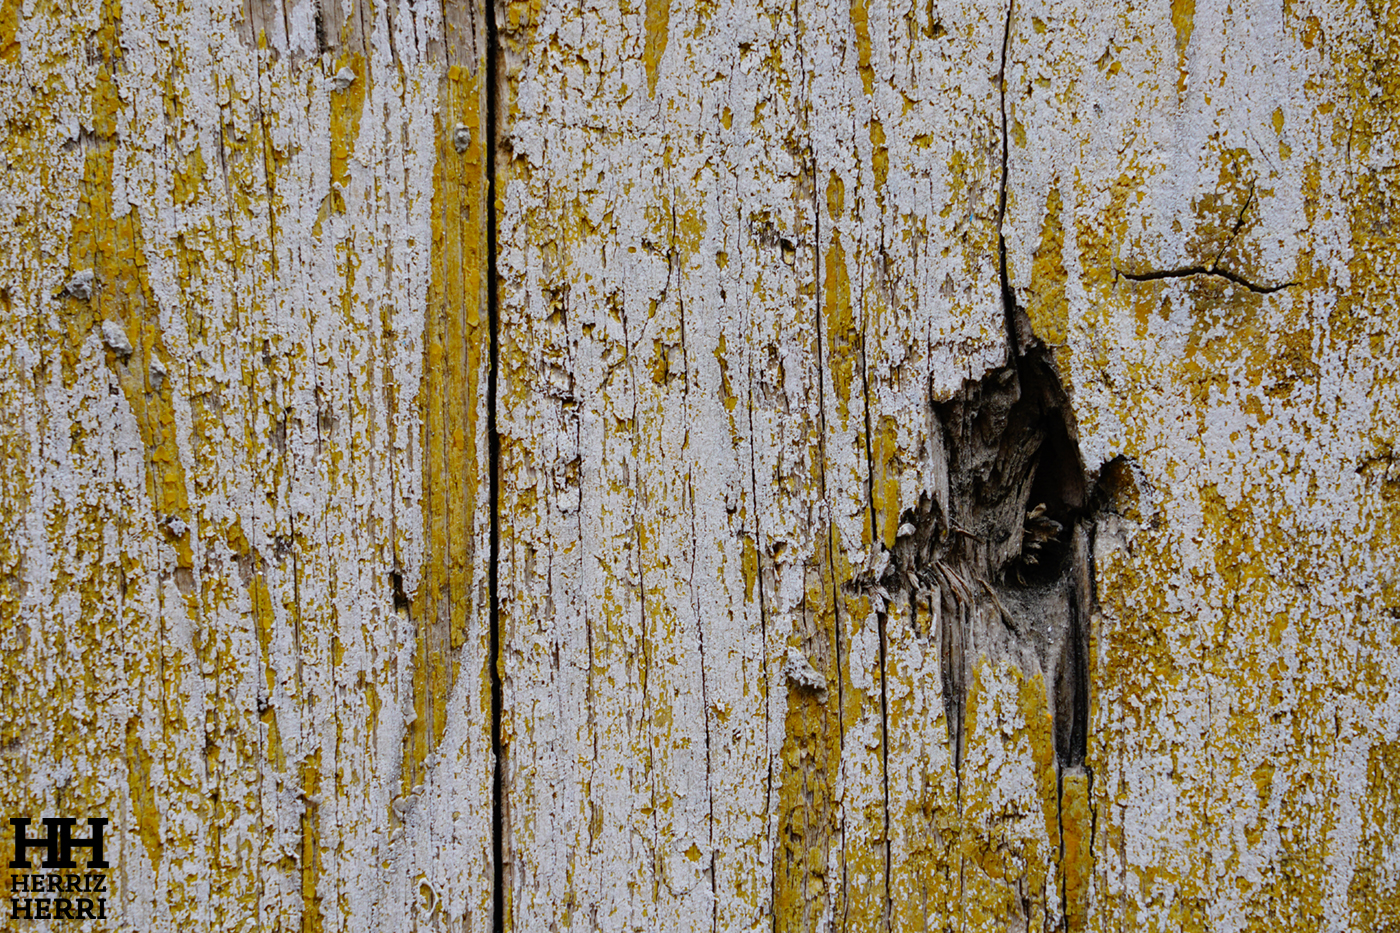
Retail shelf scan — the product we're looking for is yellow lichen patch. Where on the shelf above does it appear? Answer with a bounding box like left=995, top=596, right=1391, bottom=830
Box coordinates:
left=1060, top=771, right=1092, bottom=931
left=1027, top=186, right=1068, bottom=347
left=0, top=0, right=19, bottom=60
left=173, top=145, right=206, bottom=205
left=675, top=203, right=706, bottom=258
left=1190, top=150, right=1261, bottom=277
left=643, top=0, right=670, bottom=96
left=405, top=61, right=490, bottom=799
left=1348, top=740, right=1400, bottom=929
left=1017, top=673, right=1060, bottom=856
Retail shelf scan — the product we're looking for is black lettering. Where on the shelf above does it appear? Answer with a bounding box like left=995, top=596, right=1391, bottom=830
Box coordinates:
left=9, top=874, right=27, bottom=892
left=35, top=896, right=51, bottom=919
left=96, top=896, right=106, bottom=919
left=66, top=873, right=80, bottom=891
left=76, top=897, right=95, bottom=919
left=10, top=897, right=32, bottom=919
left=8, top=818, right=57, bottom=869
left=54, top=897, right=74, bottom=920
left=46, top=873, right=61, bottom=892
left=89, top=873, right=106, bottom=893
left=50, top=818, right=109, bottom=869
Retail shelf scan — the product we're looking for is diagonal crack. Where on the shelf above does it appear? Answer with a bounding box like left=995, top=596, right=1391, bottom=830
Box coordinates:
left=1120, top=178, right=1299, bottom=293
left=1209, top=179, right=1255, bottom=271
left=1115, top=265, right=1297, bottom=294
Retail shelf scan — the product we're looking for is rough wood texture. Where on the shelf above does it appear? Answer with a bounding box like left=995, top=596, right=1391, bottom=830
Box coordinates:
left=2, top=0, right=1398, bottom=930
left=1, top=0, right=494, bottom=929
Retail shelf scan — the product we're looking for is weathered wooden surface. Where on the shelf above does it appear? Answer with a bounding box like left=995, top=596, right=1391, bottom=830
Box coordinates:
left=0, top=0, right=494, bottom=929
left=2, top=0, right=1398, bottom=930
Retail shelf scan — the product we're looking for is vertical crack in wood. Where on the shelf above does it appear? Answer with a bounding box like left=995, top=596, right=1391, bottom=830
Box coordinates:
left=485, top=0, right=504, bottom=929
left=856, top=208, right=893, bottom=933
left=996, top=0, right=1018, bottom=359
left=772, top=4, right=845, bottom=916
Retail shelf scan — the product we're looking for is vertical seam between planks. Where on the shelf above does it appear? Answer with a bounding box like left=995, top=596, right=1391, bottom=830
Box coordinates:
left=485, top=0, right=504, bottom=927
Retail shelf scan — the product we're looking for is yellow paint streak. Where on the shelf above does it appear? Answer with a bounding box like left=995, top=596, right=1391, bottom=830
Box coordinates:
left=869, top=119, right=888, bottom=189
left=958, top=662, right=1011, bottom=930
left=643, top=0, right=670, bottom=97
left=826, top=171, right=845, bottom=219
left=262, top=705, right=287, bottom=772
left=1171, top=0, right=1195, bottom=96
left=650, top=338, right=671, bottom=384
left=959, top=661, right=1060, bottom=931
left=329, top=54, right=367, bottom=189
left=850, top=0, right=874, bottom=94
left=125, top=718, right=163, bottom=868
left=312, top=189, right=347, bottom=239
left=407, top=62, right=490, bottom=798
left=1170, top=0, right=1196, bottom=49
left=823, top=233, right=855, bottom=422
left=301, top=748, right=324, bottom=933
left=875, top=415, right=900, bottom=548
left=69, top=33, right=192, bottom=548
left=1300, top=15, right=1321, bottom=49
left=884, top=606, right=961, bottom=931
left=251, top=570, right=279, bottom=697
left=774, top=595, right=839, bottom=929
left=832, top=546, right=884, bottom=929
left=740, top=533, right=757, bottom=601
left=713, top=333, right=736, bottom=412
